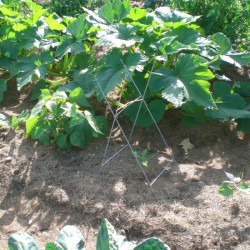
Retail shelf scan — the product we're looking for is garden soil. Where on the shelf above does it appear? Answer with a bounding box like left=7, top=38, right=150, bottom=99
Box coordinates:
left=1, top=89, right=250, bottom=249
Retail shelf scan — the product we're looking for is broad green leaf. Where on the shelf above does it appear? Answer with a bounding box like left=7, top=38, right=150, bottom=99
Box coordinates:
left=96, top=24, right=143, bottom=48
left=206, top=82, right=250, bottom=119
left=61, top=102, right=77, bottom=118
left=8, top=232, right=39, bottom=250
left=67, top=14, right=89, bottom=40
left=234, top=82, right=250, bottom=97
left=149, top=54, right=214, bottom=108
left=220, top=52, right=250, bottom=68
left=150, top=7, right=200, bottom=24
left=124, top=99, right=166, bottom=126
left=127, top=7, right=147, bottom=21
left=45, top=242, right=56, bottom=250
left=209, top=33, right=232, bottom=54
left=55, top=39, right=86, bottom=58
left=69, top=87, right=90, bottom=107
left=54, top=225, right=85, bottom=250
left=219, top=183, right=234, bottom=196
left=0, top=6, right=19, bottom=16
left=167, top=25, right=199, bottom=45
left=83, top=110, right=103, bottom=134
left=134, top=238, right=170, bottom=250
left=0, top=79, right=7, bottom=102
left=70, top=119, right=92, bottom=148
left=98, top=2, right=114, bottom=23
left=30, top=100, right=45, bottom=118
left=97, top=219, right=135, bottom=250
left=13, top=51, right=53, bottom=90
left=26, top=116, right=39, bottom=135
left=95, top=49, right=148, bottom=99
left=31, top=80, right=47, bottom=100
left=92, top=116, right=107, bottom=138
left=45, top=15, right=66, bottom=31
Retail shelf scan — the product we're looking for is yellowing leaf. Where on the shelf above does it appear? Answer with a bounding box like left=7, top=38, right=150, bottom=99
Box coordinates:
left=179, top=138, right=194, bottom=154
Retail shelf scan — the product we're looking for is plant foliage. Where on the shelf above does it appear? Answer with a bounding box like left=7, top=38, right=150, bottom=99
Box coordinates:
left=8, top=218, right=170, bottom=250
left=0, top=0, right=250, bottom=149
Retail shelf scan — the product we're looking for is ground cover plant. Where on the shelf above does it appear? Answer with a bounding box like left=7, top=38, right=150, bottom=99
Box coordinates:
left=8, top=218, right=170, bottom=249
left=0, top=0, right=250, bottom=150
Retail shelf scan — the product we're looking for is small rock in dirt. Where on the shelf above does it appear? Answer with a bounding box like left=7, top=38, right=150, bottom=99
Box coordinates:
left=5, top=156, right=13, bottom=162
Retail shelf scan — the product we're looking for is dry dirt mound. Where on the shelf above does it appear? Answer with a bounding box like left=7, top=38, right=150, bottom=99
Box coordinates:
left=0, top=112, right=250, bottom=249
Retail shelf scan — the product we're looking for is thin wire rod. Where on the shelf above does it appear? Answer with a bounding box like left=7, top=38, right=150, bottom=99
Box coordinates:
left=99, top=83, right=125, bottom=174
left=121, top=59, right=177, bottom=165
left=95, top=76, right=153, bottom=188
left=100, top=144, right=128, bottom=167
left=150, top=160, right=173, bottom=186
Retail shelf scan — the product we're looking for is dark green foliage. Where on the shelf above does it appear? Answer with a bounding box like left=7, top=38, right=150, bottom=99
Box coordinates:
left=163, top=0, right=250, bottom=51
left=0, top=0, right=250, bottom=149
left=8, top=219, right=170, bottom=250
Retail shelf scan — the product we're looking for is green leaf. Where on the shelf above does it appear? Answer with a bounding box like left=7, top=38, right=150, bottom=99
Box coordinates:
left=83, top=110, right=103, bottom=134
left=69, top=87, right=90, bottom=107
left=127, top=7, right=147, bottom=21
left=30, top=100, right=46, bottom=118
left=67, top=14, right=89, bottom=40
left=206, top=82, right=250, bottom=119
left=124, top=99, right=166, bottom=127
left=149, top=54, right=214, bottom=108
left=92, top=116, right=107, bottom=138
left=55, top=225, right=85, bottom=250
left=96, top=24, right=143, bottom=48
left=238, top=182, right=250, bottom=191
left=95, top=49, right=148, bottom=99
left=45, top=15, right=66, bottom=31
left=55, top=39, right=86, bottom=58
left=220, top=52, right=250, bottom=68
left=13, top=51, right=53, bottom=91
left=70, top=119, right=92, bottom=148
left=97, top=0, right=130, bottom=23
left=96, top=219, right=135, bottom=250
left=98, top=2, right=114, bottom=23
left=210, top=33, right=232, bottom=54
left=219, top=183, right=234, bottom=196
left=134, top=237, right=170, bottom=250
left=45, top=242, right=56, bottom=250
left=234, top=82, right=250, bottom=97
left=0, top=79, right=7, bottom=102
left=8, top=232, right=39, bottom=250
left=151, top=7, right=200, bottom=24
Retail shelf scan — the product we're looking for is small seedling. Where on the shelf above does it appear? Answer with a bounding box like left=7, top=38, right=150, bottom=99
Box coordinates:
left=132, top=149, right=155, bottom=168
left=219, top=171, right=250, bottom=197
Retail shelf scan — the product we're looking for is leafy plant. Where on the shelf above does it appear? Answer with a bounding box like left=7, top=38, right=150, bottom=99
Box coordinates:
left=25, top=88, right=106, bottom=148
left=8, top=218, right=170, bottom=250
left=133, top=149, right=154, bottom=168
left=219, top=172, right=250, bottom=197
left=1, top=0, right=250, bottom=150
left=163, top=0, right=250, bottom=51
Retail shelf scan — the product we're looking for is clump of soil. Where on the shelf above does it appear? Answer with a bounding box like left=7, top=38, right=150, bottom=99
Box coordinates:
left=0, top=105, right=250, bottom=249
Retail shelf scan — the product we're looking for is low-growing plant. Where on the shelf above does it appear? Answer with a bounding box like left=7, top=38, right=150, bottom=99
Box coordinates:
left=219, top=171, right=250, bottom=197
left=133, top=149, right=155, bottom=168
left=8, top=218, right=171, bottom=250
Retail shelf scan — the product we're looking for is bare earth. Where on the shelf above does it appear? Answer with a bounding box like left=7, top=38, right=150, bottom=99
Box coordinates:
left=0, top=93, right=250, bottom=250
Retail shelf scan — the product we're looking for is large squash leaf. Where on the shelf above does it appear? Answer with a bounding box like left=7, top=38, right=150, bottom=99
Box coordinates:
left=95, top=48, right=148, bottom=99
left=206, top=82, right=250, bottom=119
left=96, top=24, right=143, bottom=48
left=149, top=53, right=214, bottom=108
